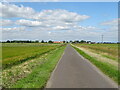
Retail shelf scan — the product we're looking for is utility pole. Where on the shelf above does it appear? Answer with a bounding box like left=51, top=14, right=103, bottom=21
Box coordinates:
left=102, top=35, right=104, bottom=44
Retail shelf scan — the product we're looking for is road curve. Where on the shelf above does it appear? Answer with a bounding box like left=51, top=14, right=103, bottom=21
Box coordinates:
left=46, top=44, right=118, bottom=88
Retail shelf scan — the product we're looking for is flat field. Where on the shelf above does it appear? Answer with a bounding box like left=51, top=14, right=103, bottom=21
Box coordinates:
left=2, top=43, right=66, bottom=88
left=74, top=44, right=118, bottom=61
left=72, top=43, right=119, bottom=84
left=2, top=43, right=61, bottom=69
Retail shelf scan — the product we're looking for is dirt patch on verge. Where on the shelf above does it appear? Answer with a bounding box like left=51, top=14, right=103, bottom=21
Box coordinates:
left=74, top=45, right=118, bottom=68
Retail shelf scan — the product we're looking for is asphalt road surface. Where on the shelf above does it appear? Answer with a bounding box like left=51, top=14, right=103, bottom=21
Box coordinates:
left=46, top=44, right=118, bottom=88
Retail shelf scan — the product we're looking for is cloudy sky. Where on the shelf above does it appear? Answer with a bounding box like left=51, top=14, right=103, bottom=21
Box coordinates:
left=1, top=0, right=119, bottom=2
left=0, top=2, right=118, bottom=42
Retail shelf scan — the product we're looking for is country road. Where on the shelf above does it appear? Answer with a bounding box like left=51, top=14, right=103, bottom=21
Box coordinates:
left=46, top=44, right=118, bottom=88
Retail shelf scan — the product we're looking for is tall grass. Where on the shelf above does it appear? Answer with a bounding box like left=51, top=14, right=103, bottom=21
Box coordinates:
left=10, top=45, right=66, bottom=88
left=75, top=44, right=118, bottom=61
left=2, top=43, right=66, bottom=88
left=73, top=46, right=119, bottom=84
left=2, top=43, right=62, bottom=69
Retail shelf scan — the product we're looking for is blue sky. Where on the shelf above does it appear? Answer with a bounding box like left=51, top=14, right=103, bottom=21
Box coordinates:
left=13, top=2, right=117, bottom=26
left=1, top=2, right=118, bottom=42
left=58, top=0, right=119, bottom=1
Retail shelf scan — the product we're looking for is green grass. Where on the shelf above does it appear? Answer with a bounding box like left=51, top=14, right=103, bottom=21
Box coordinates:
left=74, top=44, right=118, bottom=61
left=102, top=54, right=117, bottom=60
left=2, top=43, right=61, bottom=69
left=9, top=45, right=66, bottom=88
left=72, top=45, right=119, bottom=84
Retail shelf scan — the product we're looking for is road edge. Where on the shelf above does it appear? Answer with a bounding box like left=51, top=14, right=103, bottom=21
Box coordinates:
left=45, top=45, right=67, bottom=88
left=71, top=44, right=118, bottom=88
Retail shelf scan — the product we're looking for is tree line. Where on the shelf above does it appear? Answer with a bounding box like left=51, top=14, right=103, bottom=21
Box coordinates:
left=1, top=40, right=118, bottom=44
left=2, top=40, right=39, bottom=43
left=2, top=40, right=90, bottom=43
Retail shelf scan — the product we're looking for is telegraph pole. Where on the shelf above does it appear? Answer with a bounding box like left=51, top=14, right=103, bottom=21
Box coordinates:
left=102, top=35, right=104, bottom=44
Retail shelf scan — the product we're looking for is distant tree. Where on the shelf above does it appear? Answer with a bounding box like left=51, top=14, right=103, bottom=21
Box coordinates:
left=35, top=40, right=39, bottom=43
left=6, top=40, right=41, bottom=43
left=75, top=40, right=79, bottom=43
left=41, top=40, right=44, bottom=43
left=87, top=41, right=91, bottom=44
left=69, top=40, right=73, bottom=43
left=6, top=40, right=10, bottom=43
left=28, top=40, right=31, bottom=43
left=26, top=40, right=30, bottom=43
left=117, top=42, right=120, bottom=44
left=48, top=40, right=53, bottom=43
left=66, top=41, right=69, bottom=43
left=80, top=40, right=86, bottom=43
left=63, top=41, right=66, bottom=43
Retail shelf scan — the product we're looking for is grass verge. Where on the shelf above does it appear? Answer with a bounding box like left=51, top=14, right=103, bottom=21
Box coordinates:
left=2, top=44, right=61, bottom=70
left=73, top=43, right=118, bottom=61
left=72, top=45, right=119, bottom=85
left=10, top=45, right=66, bottom=88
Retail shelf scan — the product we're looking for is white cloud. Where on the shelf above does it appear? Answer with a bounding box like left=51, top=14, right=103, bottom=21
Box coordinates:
left=1, top=0, right=59, bottom=2
left=16, top=19, right=43, bottom=27
left=101, top=19, right=118, bottom=31
left=0, top=19, right=13, bottom=26
left=30, top=0, right=59, bottom=1
left=53, top=25, right=69, bottom=30
left=0, top=3, right=90, bottom=22
left=2, top=25, right=117, bottom=42
left=0, top=2, right=90, bottom=32
left=1, top=27, right=26, bottom=31
left=0, top=2, right=35, bottom=18
left=75, top=26, right=97, bottom=31
left=0, top=2, right=90, bottom=31
left=1, top=0, right=119, bottom=2
left=101, top=19, right=118, bottom=26
left=34, top=9, right=89, bottom=22
left=1, top=3, right=117, bottom=42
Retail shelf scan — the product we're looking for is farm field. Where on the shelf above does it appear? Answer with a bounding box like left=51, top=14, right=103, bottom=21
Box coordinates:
left=72, top=44, right=119, bottom=84
left=2, top=43, right=66, bottom=88
left=74, top=44, right=118, bottom=61
left=2, top=43, right=62, bottom=69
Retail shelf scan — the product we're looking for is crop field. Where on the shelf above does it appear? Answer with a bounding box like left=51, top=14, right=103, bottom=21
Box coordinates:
left=2, top=43, right=62, bottom=69
left=2, top=43, right=66, bottom=88
left=72, top=44, right=119, bottom=84
left=74, top=44, right=118, bottom=61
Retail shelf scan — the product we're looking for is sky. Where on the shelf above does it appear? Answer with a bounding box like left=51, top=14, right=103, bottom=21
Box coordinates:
left=1, top=0, right=119, bottom=2
left=0, top=2, right=118, bottom=42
